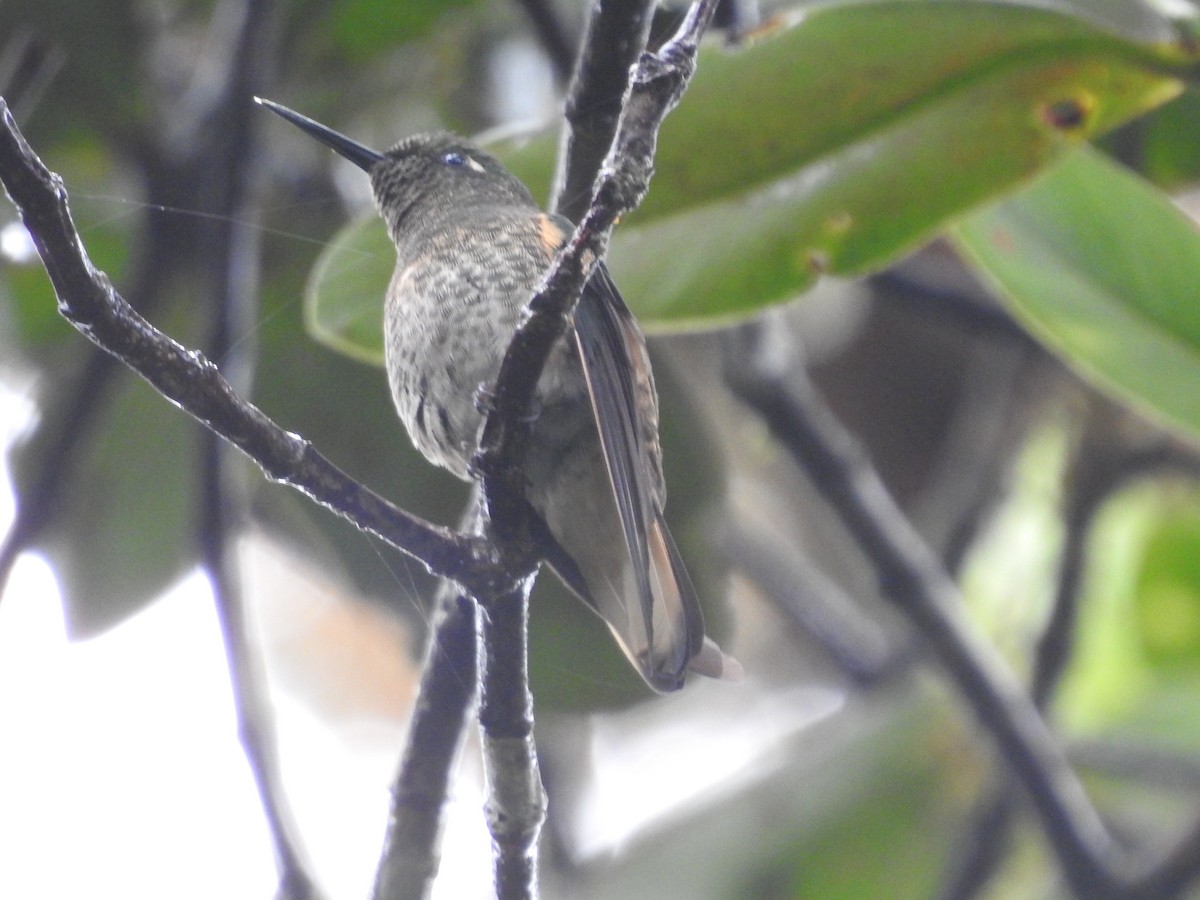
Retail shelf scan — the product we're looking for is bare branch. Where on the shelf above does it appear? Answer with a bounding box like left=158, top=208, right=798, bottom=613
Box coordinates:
left=723, top=520, right=909, bottom=686
left=478, top=581, right=545, bottom=899
left=173, top=0, right=326, bottom=894
left=551, top=0, right=657, bottom=220
left=372, top=592, right=480, bottom=900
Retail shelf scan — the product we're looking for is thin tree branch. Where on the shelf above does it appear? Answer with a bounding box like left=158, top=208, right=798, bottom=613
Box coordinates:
left=205, top=498, right=320, bottom=900
left=942, top=429, right=1200, bottom=900
left=1036, top=439, right=1200, bottom=709
left=0, top=30, right=62, bottom=123
left=937, top=796, right=1018, bottom=900
left=550, top=0, right=657, bottom=220
left=0, top=97, right=514, bottom=600
left=0, top=344, right=132, bottom=599
left=373, top=591, right=481, bottom=900
left=187, top=0, right=321, bottom=894
left=1134, top=818, right=1200, bottom=900
left=478, top=579, right=545, bottom=899
left=869, top=269, right=1035, bottom=347
left=723, top=319, right=1130, bottom=898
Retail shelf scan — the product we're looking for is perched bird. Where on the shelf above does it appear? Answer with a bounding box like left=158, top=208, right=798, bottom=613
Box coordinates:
left=258, top=98, right=737, bottom=691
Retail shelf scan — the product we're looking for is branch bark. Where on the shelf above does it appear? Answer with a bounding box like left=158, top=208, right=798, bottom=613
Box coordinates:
left=478, top=580, right=545, bottom=899
left=551, top=0, right=657, bottom=221
left=372, top=592, right=480, bottom=900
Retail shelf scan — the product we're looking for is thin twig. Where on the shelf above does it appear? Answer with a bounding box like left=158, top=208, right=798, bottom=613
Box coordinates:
left=937, top=796, right=1018, bottom=900
left=372, top=592, right=481, bottom=900
left=0, top=345, right=128, bottom=599
left=180, top=1, right=322, bottom=894
left=1036, top=438, right=1200, bottom=708
left=1134, top=817, right=1200, bottom=900
left=942, top=426, right=1200, bottom=900
left=724, top=320, right=1129, bottom=897
left=478, top=579, right=545, bottom=899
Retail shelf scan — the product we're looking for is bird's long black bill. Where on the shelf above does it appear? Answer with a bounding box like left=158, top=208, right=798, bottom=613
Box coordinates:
left=255, top=97, right=386, bottom=172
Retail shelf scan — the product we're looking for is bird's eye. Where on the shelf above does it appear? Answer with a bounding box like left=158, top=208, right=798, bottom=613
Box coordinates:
left=442, top=151, right=466, bottom=167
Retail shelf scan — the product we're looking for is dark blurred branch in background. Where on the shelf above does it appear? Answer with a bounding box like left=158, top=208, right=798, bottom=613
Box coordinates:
left=183, top=0, right=321, bottom=896
left=2, top=10, right=319, bottom=893
left=723, top=316, right=1133, bottom=898
left=0, top=29, right=166, bottom=604
left=550, top=0, right=657, bottom=220
left=513, top=0, right=577, bottom=86
left=1035, top=431, right=1200, bottom=710
left=942, top=409, right=1200, bottom=900
left=0, top=31, right=62, bottom=121
left=723, top=520, right=913, bottom=686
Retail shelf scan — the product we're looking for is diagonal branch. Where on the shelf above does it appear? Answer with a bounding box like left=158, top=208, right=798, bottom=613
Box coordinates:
left=724, top=319, right=1131, bottom=898
left=0, top=97, right=510, bottom=601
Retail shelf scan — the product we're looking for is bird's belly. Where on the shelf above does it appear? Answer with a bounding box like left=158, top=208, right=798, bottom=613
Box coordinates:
left=383, top=275, right=584, bottom=479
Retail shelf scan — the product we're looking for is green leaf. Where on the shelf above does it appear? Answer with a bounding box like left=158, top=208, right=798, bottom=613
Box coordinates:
left=2, top=141, right=133, bottom=347
left=16, top=366, right=197, bottom=638
left=955, top=145, right=1200, bottom=442
left=1136, top=88, right=1200, bottom=188
left=305, top=0, right=1192, bottom=354
left=1132, top=491, right=1200, bottom=671
left=325, top=0, right=480, bottom=61
left=305, top=216, right=394, bottom=367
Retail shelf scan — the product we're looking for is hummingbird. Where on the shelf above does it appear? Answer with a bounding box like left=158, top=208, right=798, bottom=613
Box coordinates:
left=258, top=98, right=737, bottom=692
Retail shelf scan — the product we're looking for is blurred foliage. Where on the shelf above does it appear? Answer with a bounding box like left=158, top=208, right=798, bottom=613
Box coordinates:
left=7, top=0, right=1200, bottom=897
left=308, top=0, right=1196, bottom=346
left=956, top=146, right=1200, bottom=443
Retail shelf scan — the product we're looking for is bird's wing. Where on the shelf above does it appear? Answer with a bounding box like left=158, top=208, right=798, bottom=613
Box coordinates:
left=572, top=262, right=657, bottom=624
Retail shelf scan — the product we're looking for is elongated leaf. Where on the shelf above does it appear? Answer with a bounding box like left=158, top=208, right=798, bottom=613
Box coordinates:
left=306, top=0, right=1194, bottom=354
left=955, top=145, right=1200, bottom=442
